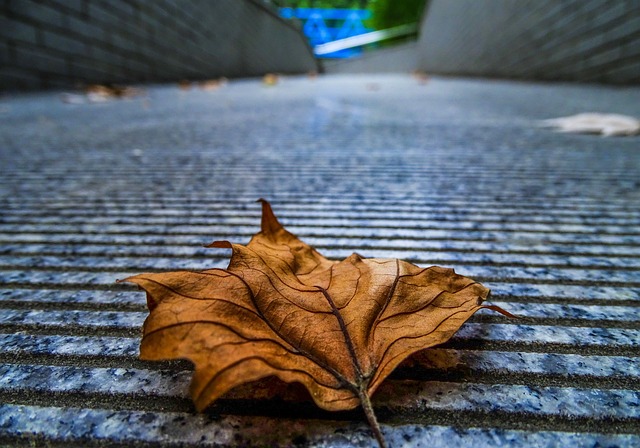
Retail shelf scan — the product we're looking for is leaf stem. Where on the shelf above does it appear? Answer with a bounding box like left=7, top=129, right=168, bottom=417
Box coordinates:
left=358, top=389, right=387, bottom=448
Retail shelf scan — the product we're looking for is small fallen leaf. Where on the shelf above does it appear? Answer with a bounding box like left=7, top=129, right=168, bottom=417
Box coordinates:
left=199, top=78, right=228, bottom=91
left=263, top=73, right=279, bottom=86
left=81, top=84, right=144, bottom=103
left=542, top=113, right=640, bottom=136
left=85, top=84, right=113, bottom=102
left=123, top=200, right=511, bottom=447
left=412, top=70, right=429, bottom=84
left=178, top=80, right=192, bottom=90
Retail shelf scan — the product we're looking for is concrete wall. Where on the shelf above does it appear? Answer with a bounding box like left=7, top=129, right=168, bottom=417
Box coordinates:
left=417, top=0, right=640, bottom=84
left=323, top=41, right=419, bottom=74
left=0, top=0, right=318, bottom=91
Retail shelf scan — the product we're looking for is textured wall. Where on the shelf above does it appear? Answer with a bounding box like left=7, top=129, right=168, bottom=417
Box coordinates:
left=323, top=42, right=419, bottom=74
left=417, top=0, right=640, bottom=84
left=0, top=0, right=317, bottom=90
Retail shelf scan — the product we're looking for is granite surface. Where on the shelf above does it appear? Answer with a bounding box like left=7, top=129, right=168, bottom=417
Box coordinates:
left=0, top=74, right=638, bottom=446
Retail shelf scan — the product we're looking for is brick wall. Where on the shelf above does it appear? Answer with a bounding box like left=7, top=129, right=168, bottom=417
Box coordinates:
left=0, top=0, right=317, bottom=91
left=417, top=0, right=640, bottom=84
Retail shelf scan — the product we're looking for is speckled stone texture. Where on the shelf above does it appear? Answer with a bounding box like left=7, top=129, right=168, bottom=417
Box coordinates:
left=0, top=74, right=639, bottom=447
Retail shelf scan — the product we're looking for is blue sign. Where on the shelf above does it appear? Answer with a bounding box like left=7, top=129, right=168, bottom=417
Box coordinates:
left=280, top=8, right=373, bottom=58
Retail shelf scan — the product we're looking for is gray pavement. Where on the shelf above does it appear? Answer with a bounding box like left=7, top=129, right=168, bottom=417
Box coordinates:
left=0, top=74, right=639, bottom=447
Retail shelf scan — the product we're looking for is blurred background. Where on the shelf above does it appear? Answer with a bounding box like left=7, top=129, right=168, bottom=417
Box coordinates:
left=1, top=0, right=638, bottom=90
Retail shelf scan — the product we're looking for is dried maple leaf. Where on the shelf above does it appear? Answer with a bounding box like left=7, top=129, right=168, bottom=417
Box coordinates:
left=123, top=200, right=511, bottom=447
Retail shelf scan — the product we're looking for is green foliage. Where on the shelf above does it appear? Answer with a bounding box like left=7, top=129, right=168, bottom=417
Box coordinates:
left=274, top=0, right=428, bottom=34
left=368, top=0, right=427, bottom=29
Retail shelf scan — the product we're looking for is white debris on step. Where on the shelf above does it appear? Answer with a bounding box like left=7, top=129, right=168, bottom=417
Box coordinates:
left=541, top=113, right=640, bottom=136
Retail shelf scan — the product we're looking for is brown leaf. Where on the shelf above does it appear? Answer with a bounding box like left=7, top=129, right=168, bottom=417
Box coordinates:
left=412, top=70, right=430, bottom=84
left=199, top=78, right=228, bottom=91
left=178, top=80, right=192, bottom=90
left=84, top=84, right=143, bottom=102
left=123, top=200, right=510, bottom=447
left=262, top=73, right=279, bottom=86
